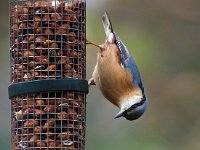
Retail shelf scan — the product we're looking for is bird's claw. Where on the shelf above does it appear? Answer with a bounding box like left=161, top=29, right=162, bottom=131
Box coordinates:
left=88, top=78, right=96, bottom=86
left=86, top=40, right=104, bottom=51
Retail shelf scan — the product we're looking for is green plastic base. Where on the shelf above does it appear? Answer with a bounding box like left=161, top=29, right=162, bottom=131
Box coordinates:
left=8, top=79, right=89, bottom=99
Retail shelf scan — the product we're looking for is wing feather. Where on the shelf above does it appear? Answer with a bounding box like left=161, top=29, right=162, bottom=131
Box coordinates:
left=115, top=35, right=145, bottom=92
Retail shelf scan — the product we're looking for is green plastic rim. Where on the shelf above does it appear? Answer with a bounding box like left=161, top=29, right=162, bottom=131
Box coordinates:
left=8, top=79, right=89, bottom=99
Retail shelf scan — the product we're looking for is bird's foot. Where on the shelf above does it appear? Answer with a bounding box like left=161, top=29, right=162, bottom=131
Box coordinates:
left=88, top=78, right=96, bottom=86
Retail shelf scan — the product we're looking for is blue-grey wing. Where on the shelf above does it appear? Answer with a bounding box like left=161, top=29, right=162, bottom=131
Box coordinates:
left=115, top=35, right=145, bottom=92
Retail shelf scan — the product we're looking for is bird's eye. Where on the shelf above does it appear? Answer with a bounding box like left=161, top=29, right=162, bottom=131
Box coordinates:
left=132, top=105, right=137, bottom=109
left=123, top=110, right=127, bottom=117
left=127, top=104, right=137, bottom=112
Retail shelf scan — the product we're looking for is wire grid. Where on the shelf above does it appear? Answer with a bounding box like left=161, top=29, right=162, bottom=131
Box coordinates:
left=10, top=0, right=86, bottom=149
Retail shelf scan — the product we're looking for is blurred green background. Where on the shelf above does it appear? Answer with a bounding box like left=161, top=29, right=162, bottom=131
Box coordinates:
left=1, top=0, right=200, bottom=149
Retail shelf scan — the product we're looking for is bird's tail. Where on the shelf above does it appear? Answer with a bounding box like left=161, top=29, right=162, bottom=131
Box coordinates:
left=102, top=12, right=114, bottom=38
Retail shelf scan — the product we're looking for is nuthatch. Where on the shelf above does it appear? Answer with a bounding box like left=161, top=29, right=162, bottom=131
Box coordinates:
left=87, top=12, right=147, bottom=121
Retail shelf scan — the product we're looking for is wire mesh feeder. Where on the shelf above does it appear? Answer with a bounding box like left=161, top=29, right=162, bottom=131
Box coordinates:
left=9, top=0, right=87, bottom=149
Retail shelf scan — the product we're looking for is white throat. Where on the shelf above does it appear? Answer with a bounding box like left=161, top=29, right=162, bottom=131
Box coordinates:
left=120, top=95, right=143, bottom=111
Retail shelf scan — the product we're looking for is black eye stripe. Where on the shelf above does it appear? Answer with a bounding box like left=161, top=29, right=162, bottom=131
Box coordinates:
left=127, top=98, right=146, bottom=111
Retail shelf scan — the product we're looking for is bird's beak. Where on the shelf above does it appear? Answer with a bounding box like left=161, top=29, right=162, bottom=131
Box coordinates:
left=114, top=109, right=125, bottom=119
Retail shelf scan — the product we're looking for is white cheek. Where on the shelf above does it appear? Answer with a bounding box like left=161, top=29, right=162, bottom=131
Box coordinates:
left=120, top=95, right=143, bottom=110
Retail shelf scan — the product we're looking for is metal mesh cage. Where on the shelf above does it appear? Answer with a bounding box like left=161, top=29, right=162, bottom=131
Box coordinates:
left=9, top=0, right=86, bottom=149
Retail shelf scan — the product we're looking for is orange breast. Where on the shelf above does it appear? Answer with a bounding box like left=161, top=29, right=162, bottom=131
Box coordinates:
left=95, top=43, right=141, bottom=107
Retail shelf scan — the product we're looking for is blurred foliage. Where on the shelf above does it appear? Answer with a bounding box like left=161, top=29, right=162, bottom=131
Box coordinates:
left=0, top=0, right=200, bottom=150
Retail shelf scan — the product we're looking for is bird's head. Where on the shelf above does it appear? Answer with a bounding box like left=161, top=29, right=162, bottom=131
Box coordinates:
left=115, top=96, right=147, bottom=121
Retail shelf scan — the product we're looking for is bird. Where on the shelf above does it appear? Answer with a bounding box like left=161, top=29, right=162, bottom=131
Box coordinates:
left=87, top=12, right=147, bottom=121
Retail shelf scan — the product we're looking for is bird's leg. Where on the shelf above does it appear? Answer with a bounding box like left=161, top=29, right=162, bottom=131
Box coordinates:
left=88, top=63, right=98, bottom=87
left=86, top=40, right=99, bottom=47
left=86, top=40, right=104, bottom=51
